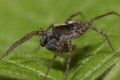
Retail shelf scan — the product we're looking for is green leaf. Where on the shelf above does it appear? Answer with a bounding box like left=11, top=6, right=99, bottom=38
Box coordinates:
left=0, top=0, right=120, bottom=80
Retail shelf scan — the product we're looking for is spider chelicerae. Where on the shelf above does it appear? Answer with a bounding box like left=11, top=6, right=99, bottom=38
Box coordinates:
left=0, top=11, right=120, bottom=80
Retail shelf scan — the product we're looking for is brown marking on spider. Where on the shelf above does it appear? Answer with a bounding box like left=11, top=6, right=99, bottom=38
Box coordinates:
left=0, top=11, right=120, bottom=80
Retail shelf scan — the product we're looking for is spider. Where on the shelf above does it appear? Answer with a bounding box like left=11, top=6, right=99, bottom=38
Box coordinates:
left=0, top=11, right=120, bottom=80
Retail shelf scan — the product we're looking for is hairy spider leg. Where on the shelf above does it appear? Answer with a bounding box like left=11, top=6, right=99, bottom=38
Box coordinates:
left=87, top=11, right=120, bottom=53
left=43, top=49, right=61, bottom=80
left=88, top=11, right=120, bottom=25
left=43, top=54, right=58, bottom=80
left=66, top=11, right=85, bottom=21
left=64, top=41, right=72, bottom=80
left=90, top=26, right=116, bottom=53
left=0, top=31, right=41, bottom=60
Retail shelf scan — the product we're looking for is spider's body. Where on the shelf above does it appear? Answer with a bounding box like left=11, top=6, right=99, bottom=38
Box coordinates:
left=58, top=21, right=88, bottom=41
left=39, top=20, right=88, bottom=53
left=0, top=11, right=120, bottom=80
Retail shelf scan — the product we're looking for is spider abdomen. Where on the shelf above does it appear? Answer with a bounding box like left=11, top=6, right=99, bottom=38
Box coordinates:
left=59, top=25, right=88, bottom=41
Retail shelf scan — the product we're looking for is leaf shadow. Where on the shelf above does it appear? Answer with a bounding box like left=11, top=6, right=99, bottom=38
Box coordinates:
left=41, top=44, right=98, bottom=72
left=70, top=45, right=95, bottom=68
left=19, top=44, right=102, bottom=74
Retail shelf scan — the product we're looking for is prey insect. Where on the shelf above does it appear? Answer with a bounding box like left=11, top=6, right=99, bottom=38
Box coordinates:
left=0, top=11, right=120, bottom=80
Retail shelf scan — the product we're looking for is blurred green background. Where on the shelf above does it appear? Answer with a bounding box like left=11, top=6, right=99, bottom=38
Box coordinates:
left=0, top=0, right=120, bottom=80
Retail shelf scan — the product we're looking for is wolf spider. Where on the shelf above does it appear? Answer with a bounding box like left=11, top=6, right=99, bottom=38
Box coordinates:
left=0, top=11, right=120, bottom=80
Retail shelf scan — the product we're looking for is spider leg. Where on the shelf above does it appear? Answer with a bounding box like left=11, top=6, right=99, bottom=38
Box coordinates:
left=88, top=11, right=120, bottom=26
left=90, top=26, right=117, bottom=53
left=0, top=31, right=41, bottom=60
left=64, top=41, right=72, bottom=80
left=43, top=41, right=63, bottom=80
left=66, top=11, right=85, bottom=21
left=43, top=51, right=60, bottom=80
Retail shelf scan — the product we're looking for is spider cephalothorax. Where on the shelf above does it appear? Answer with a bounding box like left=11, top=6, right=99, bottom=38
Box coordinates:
left=0, top=11, right=120, bottom=80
